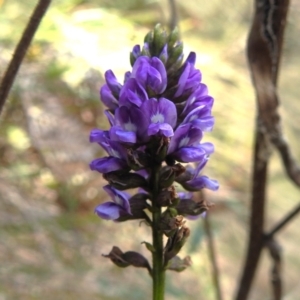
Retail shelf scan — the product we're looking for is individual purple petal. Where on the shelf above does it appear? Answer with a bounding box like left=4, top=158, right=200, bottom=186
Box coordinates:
left=148, top=123, right=174, bottom=137
left=100, top=84, right=119, bottom=111
left=94, top=185, right=132, bottom=220
left=171, top=145, right=206, bottom=162
left=103, top=185, right=131, bottom=214
left=192, top=156, right=210, bottom=179
left=190, top=116, right=215, bottom=131
left=131, top=45, right=141, bottom=60
left=105, top=70, right=122, bottom=96
left=175, top=52, right=201, bottom=97
left=200, top=142, right=215, bottom=155
left=159, top=44, right=168, bottom=63
left=109, top=126, right=137, bottom=143
left=95, top=202, right=123, bottom=220
left=90, top=157, right=128, bottom=173
left=181, top=106, right=214, bottom=131
left=186, top=176, right=219, bottom=191
left=104, top=110, right=115, bottom=127
left=119, top=78, right=148, bottom=107
left=90, top=128, right=108, bottom=143
left=186, top=51, right=196, bottom=65
left=124, top=71, right=131, bottom=83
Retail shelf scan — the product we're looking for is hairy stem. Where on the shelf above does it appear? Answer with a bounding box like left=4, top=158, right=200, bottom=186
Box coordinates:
left=151, top=164, right=165, bottom=300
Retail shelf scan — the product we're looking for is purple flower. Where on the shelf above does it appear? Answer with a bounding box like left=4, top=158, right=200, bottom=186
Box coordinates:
left=167, top=123, right=214, bottom=162
left=177, top=192, right=206, bottom=220
left=119, top=78, right=148, bottom=108
left=142, top=97, right=177, bottom=138
left=100, top=85, right=119, bottom=111
left=105, top=70, right=122, bottom=97
left=180, top=84, right=214, bottom=118
left=131, top=56, right=167, bottom=94
left=179, top=157, right=219, bottom=191
left=89, top=129, right=129, bottom=173
left=109, top=105, right=148, bottom=143
left=174, top=52, right=201, bottom=98
left=95, top=185, right=132, bottom=220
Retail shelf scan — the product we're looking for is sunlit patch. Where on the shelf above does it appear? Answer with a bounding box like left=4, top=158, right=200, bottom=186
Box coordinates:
left=151, top=113, right=164, bottom=123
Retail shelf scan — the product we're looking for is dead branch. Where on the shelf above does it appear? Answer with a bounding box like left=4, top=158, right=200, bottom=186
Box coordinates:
left=235, top=1, right=290, bottom=299
left=0, top=0, right=52, bottom=115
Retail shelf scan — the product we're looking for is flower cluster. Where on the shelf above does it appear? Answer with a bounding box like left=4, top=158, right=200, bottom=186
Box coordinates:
left=90, top=25, right=218, bottom=272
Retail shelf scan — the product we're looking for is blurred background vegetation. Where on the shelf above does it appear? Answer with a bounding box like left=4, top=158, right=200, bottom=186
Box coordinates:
left=1, top=0, right=300, bottom=299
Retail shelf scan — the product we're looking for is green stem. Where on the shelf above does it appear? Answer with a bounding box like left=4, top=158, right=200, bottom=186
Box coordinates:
left=151, top=164, right=165, bottom=300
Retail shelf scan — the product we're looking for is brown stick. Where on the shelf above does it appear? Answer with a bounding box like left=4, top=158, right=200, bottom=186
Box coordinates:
left=265, top=202, right=300, bottom=239
left=266, top=238, right=282, bottom=300
left=168, top=0, right=178, bottom=31
left=0, top=0, right=52, bottom=115
left=203, top=211, right=223, bottom=300
left=235, top=1, right=290, bottom=299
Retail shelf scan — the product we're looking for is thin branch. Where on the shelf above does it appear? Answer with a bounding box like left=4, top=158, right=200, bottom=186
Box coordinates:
left=265, top=202, right=300, bottom=239
left=271, top=135, right=300, bottom=186
left=266, top=238, right=282, bottom=300
left=168, top=0, right=178, bottom=31
left=203, top=211, right=223, bottom=300
left=235, top=0, right=290, bottom=299
left=0, top=0, right=52, bottom=115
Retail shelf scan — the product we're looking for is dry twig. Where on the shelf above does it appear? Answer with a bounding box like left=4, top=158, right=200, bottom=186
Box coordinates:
left=0, top=0, right=52, bottom=115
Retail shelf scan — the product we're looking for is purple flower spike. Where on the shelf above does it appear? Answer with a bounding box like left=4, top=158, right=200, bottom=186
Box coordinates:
left=131, top=56, right=167, bottom=94
left=94, top=185, right=131, bottom=220
left=91, top=26, right=218, bottom=226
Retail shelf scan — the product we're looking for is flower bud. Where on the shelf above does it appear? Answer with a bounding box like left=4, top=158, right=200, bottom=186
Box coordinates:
left=103, top=246, right=151, bottom=274
left=167, top=27, right=180, bottom=49
left=103, top=171, right=148, bottom=191
left=116, top=193, right=148, bottom=222
left=159, top=167, right=175, bottom=188
left=156, top=186, right=177, bottom=207
left=153, top=24, right=167, bottom=56
left=164, top=226, right=190, bottom=262
left=176, top=199, right=211, bottom=217
left=159, top=210, right=184, bottom=237
left=166, top=41, right=183, bottom=70
left=127, top=148, right=151, bottom=170
left=102, top=246, right=130, bottom=268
